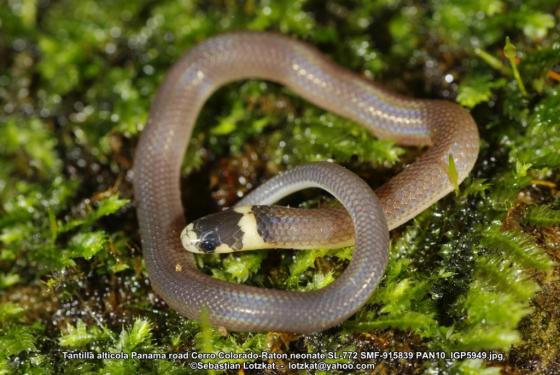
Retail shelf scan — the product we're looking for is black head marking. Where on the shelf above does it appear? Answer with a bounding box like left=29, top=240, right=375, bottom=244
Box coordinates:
left=193, top=208, right=245, bottom=252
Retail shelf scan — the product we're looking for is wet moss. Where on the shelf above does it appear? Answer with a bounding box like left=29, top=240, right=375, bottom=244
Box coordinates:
left=1, top=0, right=559, bottom=374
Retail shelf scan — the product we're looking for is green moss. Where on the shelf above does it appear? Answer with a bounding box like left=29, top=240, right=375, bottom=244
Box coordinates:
left=523, top=205, right=560, bottom=227
left=207, top=252, right=268, bottom=283
left=457, top=74, right=506, bottom=108
left=510, top=90, right=560, bottom=168
left=1, top=0, right=559, bottom=373
left=450, top=280, right=528, bottom=351
left=59, top=320, right=103, bottom=348
left=481, top=226, right=554, bottom=270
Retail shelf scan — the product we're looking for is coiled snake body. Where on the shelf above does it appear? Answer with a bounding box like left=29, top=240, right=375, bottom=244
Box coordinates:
left=133, top=32, right=479, bottom=333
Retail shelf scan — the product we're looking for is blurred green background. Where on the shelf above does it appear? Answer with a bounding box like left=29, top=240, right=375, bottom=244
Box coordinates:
left=1, top=0, right=559, bottom=373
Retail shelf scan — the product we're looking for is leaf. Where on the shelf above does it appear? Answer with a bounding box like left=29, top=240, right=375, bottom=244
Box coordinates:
left=218, top=252, right=267, bottom=283
left=504, top=37, right=528, bottom=96
left=523, top=205, right=560, bottom=227
left=0, top=325, right=36, bottom=357
left=457, top=75, right=505, bottom=108
left=475, top=257, right=539, bottom=300
left=69, top=231, right=107, bottom=260
left=481, top=227, right=554, bottom=270
left=447, top=154, right=459, bottom=194
left=60, top=195, right=129, bottom=232
left=0, top=273, right=20, bottom=289
left=503, top=36, right=517, bottom=61
left=302, top=271, right=335, bottom=291
left=59, top=320, right=105, bottom=348
left=118, top=319, right=152, bottom=352
left=348, top=312, right=437, bottom=336
left=452, top=326, right=520, bottom=351
left=92, top=196, right=129, bottom=221
left=0, top=303, right=25, bottom=322
left=286, top=249, right=329, bottom=288
left=519, top=12, right=555, bottom=40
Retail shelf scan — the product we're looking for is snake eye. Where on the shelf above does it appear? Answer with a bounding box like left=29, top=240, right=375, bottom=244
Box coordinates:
left=199, top=235, right=218, bottom=252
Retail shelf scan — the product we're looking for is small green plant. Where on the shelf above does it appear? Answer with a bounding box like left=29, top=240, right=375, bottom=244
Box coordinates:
left=1, top=0, right=558, bottom=373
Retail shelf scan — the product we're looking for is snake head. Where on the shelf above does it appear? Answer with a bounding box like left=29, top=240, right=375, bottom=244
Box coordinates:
left=180, top=222, right=220, bottom=253
left=180, top=208, right=249, bottom=254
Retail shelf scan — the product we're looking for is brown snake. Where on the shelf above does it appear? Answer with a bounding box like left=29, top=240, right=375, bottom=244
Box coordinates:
left=133, top=32, right=479, bottom=333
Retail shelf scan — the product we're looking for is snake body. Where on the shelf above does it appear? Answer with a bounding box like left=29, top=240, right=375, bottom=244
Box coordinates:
left=133, top=32, right=479, bottom=333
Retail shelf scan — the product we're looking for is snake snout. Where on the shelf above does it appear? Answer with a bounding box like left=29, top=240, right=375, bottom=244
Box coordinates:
left=180, top=223, right=205, bottom=253
left=180, top=222, right=222, bottom=253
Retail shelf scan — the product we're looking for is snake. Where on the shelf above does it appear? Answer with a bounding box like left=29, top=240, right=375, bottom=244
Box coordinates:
left=133, top=32, right=479, bottom=333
